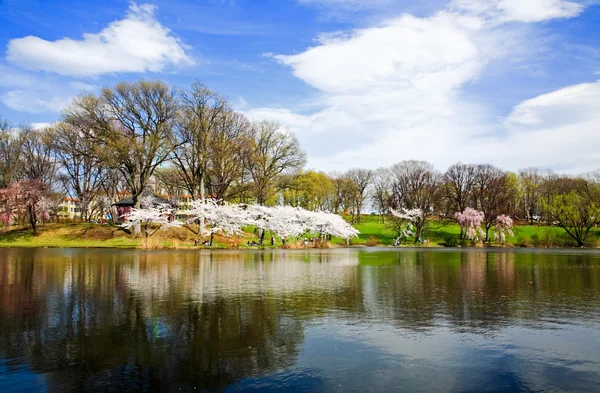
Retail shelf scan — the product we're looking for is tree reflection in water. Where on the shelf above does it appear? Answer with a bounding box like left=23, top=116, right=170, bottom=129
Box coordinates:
left=0, top=248, right=599, bottom=392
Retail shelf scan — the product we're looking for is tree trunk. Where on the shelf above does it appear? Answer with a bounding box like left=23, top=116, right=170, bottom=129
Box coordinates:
left=199, top=177, right=206, bottom=238
left=28, top=205, right=37, bottom=235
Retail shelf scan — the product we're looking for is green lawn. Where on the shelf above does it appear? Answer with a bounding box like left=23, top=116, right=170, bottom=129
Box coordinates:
left=342, top=214, right=600, bottom=248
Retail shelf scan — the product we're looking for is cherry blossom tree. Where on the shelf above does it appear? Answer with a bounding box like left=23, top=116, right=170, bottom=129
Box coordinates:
left=185, top=199, right=255, bottom=245
left=494, top=214, right=514, bottom=244
left=390, top=208, right=422, bottom=243
left=304, top=209, right=359, bottom=241
left=454, top=207, right=485, bottom=242
left=246, top=205, right=307, bottom=245
left=184, top=202, right=359, bottom=246
left=121, top=196, right=181, bottom=239
left=0, top=180, right=52, bottom=234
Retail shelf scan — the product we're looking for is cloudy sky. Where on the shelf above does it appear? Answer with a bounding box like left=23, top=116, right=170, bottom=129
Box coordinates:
left=1, top=0, right=599, bottom=173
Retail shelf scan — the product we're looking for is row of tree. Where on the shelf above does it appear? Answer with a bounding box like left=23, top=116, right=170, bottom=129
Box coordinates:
left=0, top=81, right=306, bottom=235
left=1, top=79, right=599, bottom=245
left=268, top=162, right=600, bottom=246
left=123, top=197, right=359, bottom=244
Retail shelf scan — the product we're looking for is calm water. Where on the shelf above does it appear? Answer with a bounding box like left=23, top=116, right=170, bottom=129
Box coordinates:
left=1, top=248, right=600, bottom=393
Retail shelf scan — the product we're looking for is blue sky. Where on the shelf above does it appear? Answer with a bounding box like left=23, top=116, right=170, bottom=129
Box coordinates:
left=0, top=0, right=599, bottom=172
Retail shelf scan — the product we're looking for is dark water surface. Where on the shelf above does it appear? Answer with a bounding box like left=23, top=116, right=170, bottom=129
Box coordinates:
left=1, top=248, right=600, bottom=393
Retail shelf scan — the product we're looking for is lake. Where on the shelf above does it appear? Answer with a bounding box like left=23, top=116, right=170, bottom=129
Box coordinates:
left=1, top=248, right=600, bottom=393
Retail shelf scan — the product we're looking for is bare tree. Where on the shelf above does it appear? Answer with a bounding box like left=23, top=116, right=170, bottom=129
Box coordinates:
left=0, top=118, right=24, bottom=187
left=371, top=167, right=392, bottom=224
left=330, top=172, right=356, bottom=215
left=206, top=111, right=252, bottom=202
left=172, top=83, right=228, bottom=201
left=155, top=167, right=188, bottom=202
left=442, top=163, right=476, bottom=214
left=390, top=160, right=441, bottom=242
left=246, top=121, right=306, bottom=205
left=21, top=127, right=56, bottom=185
left=65, top=80, right=179, bottom=235
left=442, top=162, right=476, bottom=238
left=51, top=122, right=107, bottom=221
left=346, top=168, right=373, bottom=223
left=473, top=164, right=515, bottom=243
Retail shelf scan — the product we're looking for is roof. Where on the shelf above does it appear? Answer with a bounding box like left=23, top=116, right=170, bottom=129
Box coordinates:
left=113, top=191, right=172, bottom=207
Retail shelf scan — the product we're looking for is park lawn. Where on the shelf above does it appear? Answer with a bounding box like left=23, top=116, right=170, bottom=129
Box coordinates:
left=340, top=214, right=600, bottom=248
left=0, top=223, right=141, bottom=248
left=0, top=223, right=285, bottom=249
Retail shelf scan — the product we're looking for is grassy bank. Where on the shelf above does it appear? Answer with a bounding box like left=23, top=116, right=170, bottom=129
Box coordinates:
left=347, top=215, right=600, bottom=248
left=0, top=215, right=598, bottom=249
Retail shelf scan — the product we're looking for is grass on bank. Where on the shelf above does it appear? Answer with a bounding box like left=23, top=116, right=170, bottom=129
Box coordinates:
left=343, top=214, right=600, bottom=248
left=0, top=215, right=598, bottom=249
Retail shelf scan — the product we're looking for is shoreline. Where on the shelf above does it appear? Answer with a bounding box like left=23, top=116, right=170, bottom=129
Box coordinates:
left=0, top=242, right=596, bottom=251
left=1, top=219, right=597, bottom=250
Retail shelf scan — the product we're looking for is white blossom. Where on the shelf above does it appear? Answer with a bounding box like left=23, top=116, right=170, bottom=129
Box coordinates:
left=121, top=203, right=181, bottom=237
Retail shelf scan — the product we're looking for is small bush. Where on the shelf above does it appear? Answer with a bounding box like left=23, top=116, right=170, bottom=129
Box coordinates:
left=365, top=235, right=379, bottom=247
left=517, top=235, right=533, bottom=247
left=442, top=234, right=458, bottom=247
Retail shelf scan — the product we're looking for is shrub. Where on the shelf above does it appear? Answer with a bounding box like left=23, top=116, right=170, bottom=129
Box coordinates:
left=442, top=234, right=458, bottom=247
left=517, top=235, right=532, bottom=247
left=366, top=235, right=379, bottom=247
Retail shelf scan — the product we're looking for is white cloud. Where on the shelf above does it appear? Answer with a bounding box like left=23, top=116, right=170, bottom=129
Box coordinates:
left=495, top=81, right=600, bottom=172
left=253, top=11, right=490, bottom=168
left=253, top=1, right=595, bottom=173
left=273, top=13, right=483, bottom=94
left=31, top=122, right=53, bottom=130
left=245, top=107, right=314, bottom=135
left=68, top=81, right=98, bottom=92
left=6, top=3, right=193, bottom=77
left=451, top=0, right=584, bottom=23
left=1, top=90, right=70, bottom=113
left=0, top=65, right=84, bottom=114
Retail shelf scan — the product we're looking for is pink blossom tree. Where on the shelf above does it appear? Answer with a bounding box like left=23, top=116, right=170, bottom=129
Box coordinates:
left=0, top=180, right=52, bottom=234
left=494, top=214, right=514, bottom=244
left=454, top=208, right=485, bottom=242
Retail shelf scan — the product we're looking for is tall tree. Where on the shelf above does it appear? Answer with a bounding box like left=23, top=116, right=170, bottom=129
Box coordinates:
left=346, top=168, right=373, bottom=223
left=280, top=170, right=335, bottom=211
left=472, top=165, right=515, bottom=243
left=51, top=122, right=107, bottom=221
left=542, top=177, right=600, bottom=247
left=390, top=160, right=441, bottom=242
left=371, top=167, right=393, bottom=224
left=0, top=119, right=24, bottom=187
left=519, top=167, right=550, bottom=224
left=21, top=127, right=56, bottom=185
left=330, top=173, right=356, bottom=215
left=206, top=111, right=252, bottom=202
left=65, top=80, right=179, bottom=234
left=246, top=121, right=306, bottom=205
left=172, top=83, right=228, bottom=201
left=442, top=162, right=476, bottom=217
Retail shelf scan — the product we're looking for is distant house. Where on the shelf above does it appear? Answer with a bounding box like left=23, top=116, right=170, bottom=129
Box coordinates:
left=58, top=197, right=81, bottom=220
left=112, top=191, right=172, bottom=222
